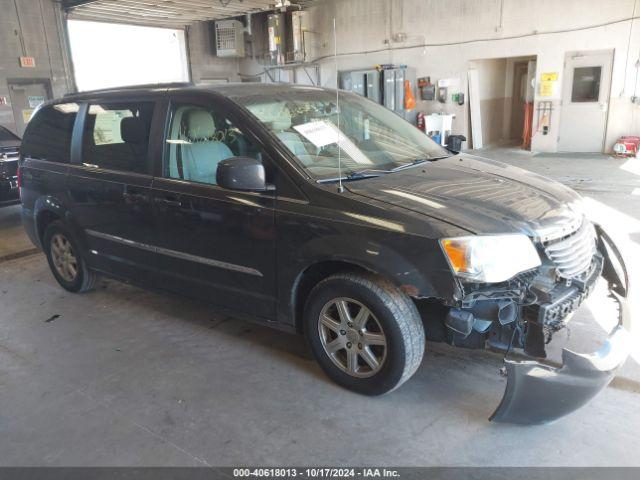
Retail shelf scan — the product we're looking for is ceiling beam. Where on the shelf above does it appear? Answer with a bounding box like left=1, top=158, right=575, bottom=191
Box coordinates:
left=61, top=0, right=103, bottom=10
left=74, top=1, right=270, bottom=20
left=65, top=0, right=316, bottom=28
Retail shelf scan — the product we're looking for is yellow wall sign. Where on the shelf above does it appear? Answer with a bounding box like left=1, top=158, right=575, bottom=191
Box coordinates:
left=540, top=82, right=554, bottom=97
left=22, top=109, right=34, bottom=123
left=539, top=72, right=558, bottom=97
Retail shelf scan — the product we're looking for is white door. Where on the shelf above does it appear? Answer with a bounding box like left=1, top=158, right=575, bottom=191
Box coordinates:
left=8, top=82, right=50, bottom=136
left=558, top=50, right=613, bottom=152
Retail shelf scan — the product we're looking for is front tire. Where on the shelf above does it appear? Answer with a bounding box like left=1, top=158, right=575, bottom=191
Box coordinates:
left=304, top=273, right=425, bottom=395
left=44, top=221, right=96, bottom=293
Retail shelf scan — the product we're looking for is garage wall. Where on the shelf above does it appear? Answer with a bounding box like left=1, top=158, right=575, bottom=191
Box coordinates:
left=250, top=0, right=640, bottom=153
left=0, top=0, right=74, bottom=135
left=187, top=21, right=243, bottom=85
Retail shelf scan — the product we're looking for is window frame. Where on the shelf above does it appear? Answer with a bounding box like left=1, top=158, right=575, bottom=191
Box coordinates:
left=71, top=97, right=161, bottom=176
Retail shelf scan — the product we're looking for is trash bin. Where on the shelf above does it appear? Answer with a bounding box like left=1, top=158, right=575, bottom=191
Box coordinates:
left=446, top=135, right=466, bottom=153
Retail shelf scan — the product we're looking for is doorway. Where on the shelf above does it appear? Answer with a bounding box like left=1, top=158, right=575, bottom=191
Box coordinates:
left=468, top=56, right=536, bottom=150
left=558, top=50, right=613, bottom=153
left=7, top=79, right=52, bottom=136
left=510, top=61, right=532, bottom=140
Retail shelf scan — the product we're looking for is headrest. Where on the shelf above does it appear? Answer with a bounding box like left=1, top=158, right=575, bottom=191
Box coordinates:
left=184, top=109, right=216, bottom=140
left=120, top=116, right=147, bottom=144
left=247, top=102, right=292, bottom=131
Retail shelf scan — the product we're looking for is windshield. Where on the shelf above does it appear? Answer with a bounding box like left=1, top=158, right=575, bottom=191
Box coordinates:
left=0, top=126, right=20, bottom=142
left=236, top=89, right=449, bottom=181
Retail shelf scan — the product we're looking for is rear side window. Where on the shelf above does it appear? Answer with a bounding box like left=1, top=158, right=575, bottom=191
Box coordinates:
left=21, top=103, right=79, bottom=163
left=82, top=102, right=154, bottom=174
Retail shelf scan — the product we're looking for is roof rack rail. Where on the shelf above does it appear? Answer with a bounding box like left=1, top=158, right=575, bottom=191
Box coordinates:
left=64, top=82, right=194, bottom=97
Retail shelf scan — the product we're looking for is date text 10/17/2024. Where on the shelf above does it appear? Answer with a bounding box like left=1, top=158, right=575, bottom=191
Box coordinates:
left=233, top=468, right=401, bottom=478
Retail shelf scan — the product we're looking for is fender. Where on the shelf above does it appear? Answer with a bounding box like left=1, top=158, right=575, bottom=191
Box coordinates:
left=32, top=195, right=88, bottom=253
left=279, top=233, right=460, bottom=328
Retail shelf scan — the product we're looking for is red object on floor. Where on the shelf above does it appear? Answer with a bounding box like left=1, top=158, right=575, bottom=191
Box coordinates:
left=613, top=136, right=640, bottom=157
left=521, top=101, right=533, bottom=150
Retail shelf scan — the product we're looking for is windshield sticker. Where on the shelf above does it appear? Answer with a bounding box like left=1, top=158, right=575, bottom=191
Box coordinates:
left=293, top=121, right=372, bottom=165
left=293, top=121, right=339, bottom=148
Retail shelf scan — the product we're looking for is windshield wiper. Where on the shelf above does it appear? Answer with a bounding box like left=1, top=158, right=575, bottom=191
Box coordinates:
left=390, top=155, right=451, bottom=172
left=317, top=169, right=388, bottom=184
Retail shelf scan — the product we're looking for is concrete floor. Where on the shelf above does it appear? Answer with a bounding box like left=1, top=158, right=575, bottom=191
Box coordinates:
left=1, top=149, right=640, bottom=466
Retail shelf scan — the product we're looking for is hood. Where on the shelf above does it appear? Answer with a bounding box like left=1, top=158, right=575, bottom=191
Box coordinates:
left=346, top=154, right=583, bottom=238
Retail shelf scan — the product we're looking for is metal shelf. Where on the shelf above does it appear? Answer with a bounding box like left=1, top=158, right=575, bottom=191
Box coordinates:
left=262, top=62, right=321, bottom=86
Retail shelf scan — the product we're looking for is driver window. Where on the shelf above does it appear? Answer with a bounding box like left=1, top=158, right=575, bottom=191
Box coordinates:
left=164, top=103, right=263, bottom=185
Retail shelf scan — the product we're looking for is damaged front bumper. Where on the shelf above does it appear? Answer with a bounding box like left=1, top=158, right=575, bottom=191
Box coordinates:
left=490, top=300, right=631, bottom=424
left=490, top=227, right=633, bottom=424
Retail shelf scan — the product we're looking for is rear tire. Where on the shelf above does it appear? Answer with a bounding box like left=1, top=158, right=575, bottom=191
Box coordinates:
left=304, top=272, right=425, bottom=395
left=43, top=221, right=96, bottom=293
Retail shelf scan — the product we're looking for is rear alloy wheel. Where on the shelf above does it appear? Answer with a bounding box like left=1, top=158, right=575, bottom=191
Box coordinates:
left=44, top=220, right=96, bottom=293
left=50, top=233, right=78, bottom=283
left=305, top=273, right=425, bottom=395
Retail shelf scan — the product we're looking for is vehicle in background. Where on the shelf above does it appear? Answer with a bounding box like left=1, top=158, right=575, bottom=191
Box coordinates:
left=0, top=126, right=21, bottom=207
left=17, top=83, right=632, bottom=425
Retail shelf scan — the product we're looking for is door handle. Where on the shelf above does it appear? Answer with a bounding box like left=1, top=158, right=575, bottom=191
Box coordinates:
left=154, top=196, right=182, bottom=207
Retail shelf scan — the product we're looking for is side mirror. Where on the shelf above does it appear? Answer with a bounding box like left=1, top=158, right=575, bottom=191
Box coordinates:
left=216, top=157, right=273, bottom=192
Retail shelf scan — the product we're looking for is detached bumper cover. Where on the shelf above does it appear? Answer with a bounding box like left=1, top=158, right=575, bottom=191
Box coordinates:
left=490, top=228, right=632, bottom=424
left=490, top=313, right=631, bottom=424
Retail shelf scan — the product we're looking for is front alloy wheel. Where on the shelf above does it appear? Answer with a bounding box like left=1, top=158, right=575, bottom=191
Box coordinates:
left=304, top=273, right=425, bottom=396
left=318, top=297, right=387, bottom=378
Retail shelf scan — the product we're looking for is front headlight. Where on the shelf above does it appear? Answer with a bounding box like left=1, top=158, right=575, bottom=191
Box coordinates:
left=440, top=234, right=541, bottom=283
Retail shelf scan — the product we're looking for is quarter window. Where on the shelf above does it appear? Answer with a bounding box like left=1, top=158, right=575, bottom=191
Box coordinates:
left=21, top=103, right=79, bottom=163
left=82, top=102, right=154, bottom=173
left=164, top=103, right=263, bottom=186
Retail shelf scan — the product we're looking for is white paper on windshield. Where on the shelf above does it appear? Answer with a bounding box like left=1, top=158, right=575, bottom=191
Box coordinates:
left=293, top=121, right=339, bottom=148
left=293, top=120, right=372, bottom=165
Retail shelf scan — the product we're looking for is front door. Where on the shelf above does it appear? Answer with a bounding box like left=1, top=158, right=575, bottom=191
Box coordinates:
left=558, top=50, right=613, bottom=152
left=150, top=95, right=277, bottom=319
left=67, top=100, right=160, bottom=280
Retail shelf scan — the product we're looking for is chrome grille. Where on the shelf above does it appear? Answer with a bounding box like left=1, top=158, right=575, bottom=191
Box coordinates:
left=543, top=220, right=597, bottom=279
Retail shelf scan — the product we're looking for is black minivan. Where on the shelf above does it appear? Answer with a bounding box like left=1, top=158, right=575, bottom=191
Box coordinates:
left=18, top=83, right=631, bottom=424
